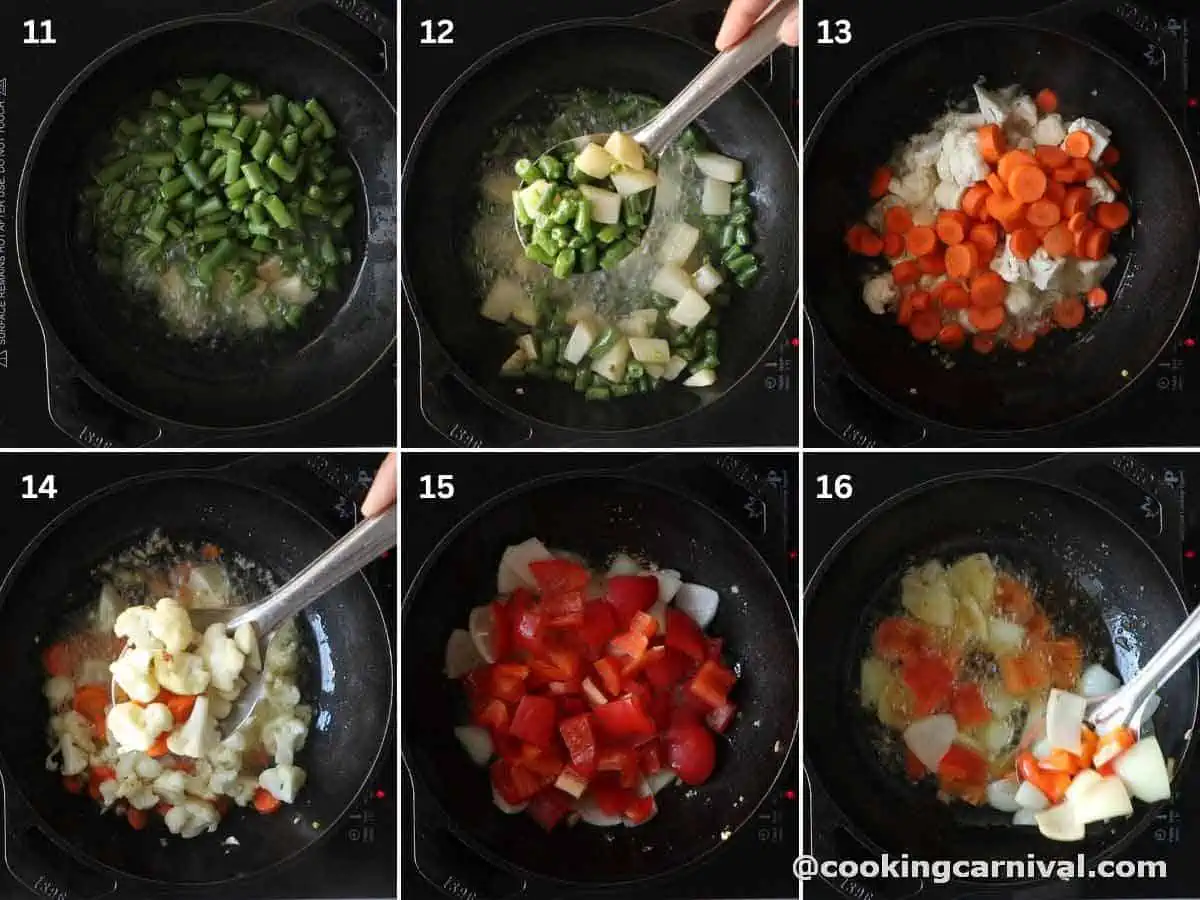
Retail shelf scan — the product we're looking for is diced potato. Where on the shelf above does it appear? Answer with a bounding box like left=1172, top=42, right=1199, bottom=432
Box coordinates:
left=591, top=337, right=631, bottom=383
left=645, top=364, right=666, bottom=378
left=518, top=179, right=551, bottom=220
left=668, top=289, right=711, bottom=328
left=694, top=152, right=743, bottom=183
left=617, top=309, right=658, bottom=338
left=575, top=142, right=616, bottom=179
left=564, top=300, right=597, bottom=326
left=651, top=264, right=695, bottom=302
left=901, top=561, right=957, bottom=627
left=499, top=349, right=527, bottom=373
left=517, top=334, right=538, bottom=360
left=683, top=368, right=717, bottom=388
left=701, top=178, right=732, bottom=215
left=663, top=356, right=689, bottom=381
left=861, top=657, right=891, bottom=709
left=627, top=337, right=671, bottom=365
left=482, top=173, right=521, bottom=204
left=563, top=321, right=598, bottom=364
left=579, top=185, right=621, bottom=225
left=511, top=293, right=538, bottom=327
left=692, top=263, right=724, bottom=297
left=480, top=279, right=524, bottom=324
left=657, top=223, right=701, bottom=266
left=604, top=132, right=646, bottom=170
left=611, top=168, right=658, bottom=196
left=946, top=553, right=997, bottom=609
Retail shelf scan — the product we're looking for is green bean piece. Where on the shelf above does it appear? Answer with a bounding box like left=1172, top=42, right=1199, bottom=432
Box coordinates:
left=199, top=74, right=233, bottom=103
left=225, top=177, right=251, bottom=201
left=193, top=223, right=230, bottom=244
left=567, top=161, right=593, bottom=185
left=554, top=365, right=576, bottom=384
left=731, top=180, right=750, bottom=197
left=727, top=252, right=757, bottom=275
left=536, top=155, right=564, bottom=181
left=330, top=204, right=354, bottom=229
left=231, top=81, right=254, bottom=99
left=151, top=90, right=172, bottom=108
left=625, top=360, right=646, bottom=382
left=287, top=101, right=312, bottom=128
left=525, top=244, right=555, bottom=266
left=206, top=111, right=236, bottom=130
left=251, top=235, right=276, bottom=253
left=281, top=132, right=301, bottom=161
left=181, top=160, right=209, bottom=191
left=300, top=197, right=325, bottom=218
left=735, top=264, right=760, bottom=288
left=179, top=113, right=206, bottom=135
left=585, top=386, right=611, bottom=401
left=551, top=197, right=576, bottom=226
left=264, top=196, right=295, bottom=228
left=301, top=120, right=323, bottom=145
left=175, top=132, right=201, bottom=163
left=196, top=237, right=236, bottom=283
left=195, top=196, right=223, bottom=218
left=267, top=152, right=300, bottom=183
left=160, top=174, right=191, bottom=202
left=611, top=383, right=634, bottom=398
left=579, top=245, right=599, bottom=273
left=221, top=148, right=243, bottom=186
left=595, top=224, right=624, bottom=245
left=250, top=131, right=275, bottom=163
left=241, top=161, right=267, bottom=190
left=553, top=249, right=577, bottom=279
left=141, top=151, right=175, bottom=168
left=329, top=166, right=354, bottom=184
left=720, top=224, right=737, bottom=249
left=304, top=99, right=336, bottom=138
left=588, top=327, right=619, bottom=360
left=165, top=219, right=185, bottom=238
left=233, top=115, right=256, bottom=143
left=95, top=156, right=141, bottom=186
left=735, top=225, right=752, bottom=247
left=566, top=235, right=588, bottom=251
left=600, top=240, right=634, bottom=271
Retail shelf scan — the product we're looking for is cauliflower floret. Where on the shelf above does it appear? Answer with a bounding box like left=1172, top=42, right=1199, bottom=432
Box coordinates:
left=932, top=181, right=965, bottom=212
left=164, top=800, right=220, bottom=839
left=973, top=84, right=1008, bottom=124
left=264, top=626, right=300, bottom=675
left=863, top=273, right=898, bottom=315
left=1065, top=117, right=1111, bottom=162
left=152, top=770, right=190, bottom=806
left=991, top=236, right=1032, bottom=284
left=60, top=735, right=89, bottom=776
left=106, top=702, right=173, bottom=753
left=264, top=675, right=300, bottom=710
left=52, top=711, right=97, bottom=750
left=1067, top=255, right=1118, bottom=294
left=229, top=775, right=260, bottom=807
left=1029, top=248, right=1068, bottom=291
left=259, top=765, right=307, bottom=804
left=208, top=767, right=241, bottom=796
left=114, top=606, right=164, bottom=651
left=149, top=597, right=195, bottom=654
left=187, top=564, right=231, bottom=609
left=234, top=623, right=262, bottom=672
left=1008, top=95, right=1039, bottom=131
left=261, top=715, right=308, bottom=766
left=110, top=648, right=160, bottom=704
left=1087, top=176, right=1116, bottom=205
left=865, top=194, right=904, bottom=232
left=200, top=624, right=246, bottom=693
left=167, top=696, right=217, bottom=759
left=44, top=676, right=75, bottom=709
left=942, top=131, right=990, bottom=186
left=1005, top=282, right=1036, bottom=316
left=904, top=131, right=944, bottom=170
left=95, top=584, right=125, bottom=633
left=98, top=778, right=121, bottom=807
left=207, top=737, right=244, bottom=772
left=1032, top=114, right=1067, bottom=146
left=124, top=783, right=160, bottom=811
left=154, top=651, right=210, bottom=696
left=207, top=691, right=233, bottom=720
left=889, top=167, right=937, bottom=206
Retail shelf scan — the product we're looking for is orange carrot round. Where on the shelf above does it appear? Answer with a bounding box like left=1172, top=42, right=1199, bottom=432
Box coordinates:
left=892, top=259, right=921, bottom=285
left=909, top=290, right=932, bottom=311
left=1035, top=88, right=1058, bottom=113
left=1009, top=332, right=1037, bottom=352
left=969, top=272, right=1007, bottom=308
left=1064, top=131, right=1093, bottom=159
left=883, top=232, right=905, bottom=257
left=977, top=124, right=1006, bottom=164
left=917, top=251, right=946, bottom=275
left=1100, top=146, right=1120, bottom=166
left=986, top=172, right=1008, bottom=197
left=1009, top=228, right=1041, bottom=260
left=869, top=166, right=893, bottom=199
left=968, top=305, right=1006, bottom=332
left=935, top=211, right=969, bottom=246
left=1008, top=165, right=1048, bottom=203
left=971, top=333, right=997, bottom=354
left=936, top=282, right=970, bottom=310
left=1062, top=187, right=1092, bottom=218
left=945, top=242, right=980, bottom=279
left=968, top=222, right=1000, bottom=257
left=906, top=225, right=938, bottom=257
left=1086, top=286, right=1109, bottom=309
left=884, top=206, right=914, bottom=235
left=1034, top=145, right=1069, bottom=170
left=1067, top=211, right=1090, bottom=234
left=1042, top=224, right=1075, bottom=259
left=1053, top=296, right=1086, bottom=328
left=1025, top=199, right=1061, bottom=228
left=1094, top=201, right=1130, bottom=231
left=909, top=311, right=941, bottom=342
left=1102, top=171, right=1121, bottom=192
left=961, top=184, right=991, bottom=219
left=936, top=322, right=966, bottom=349
left=1084, top=228, right=1111, bottom=260
left=997, top=149, right=1037, bottom=182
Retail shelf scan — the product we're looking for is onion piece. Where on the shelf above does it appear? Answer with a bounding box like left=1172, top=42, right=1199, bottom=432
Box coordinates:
left=1063, top=769, right=1103, bottom=804
left=1031, top=737, right=1052, bottom=761
left=1072, top=775, right=1133, bottom=825
left=493, top=787, right=527, bottom=815
left=1015, top=780, right=1049, bottom=811
left=1079, top=663, right=1121, bottom=698
left=555, top=767, right=589, bottom=799
left=644, top=769, right=677, bottom=795
left=700, top=178, right=732, bottom=216
left=1012, top=808, right=1038, bottom=827
left=1112, top=735, right=1171, bottom=802
left=653, top=569, right=682, bottom=605
left=903, top=715, right=957, bottom=772
left=500, top=538, right=554, bottom=590
left=445, top=629, right=484, bottom=679
left=608, top=553, right=642, bottom=576
left=1046, top=689, right=1086, bottom=754
left=454, top=726, right=494, bottom=766
left=575, top=793, right=623, bottom=827
left=986, top=779, right=1020, bottom=812
left=1035, top=803, right=1083, bottom=842
left=468, top=605, right=499, bottom=663
left=674, top=583, right=719, bottom=630
left=986, top=618, right=1026, bottom=654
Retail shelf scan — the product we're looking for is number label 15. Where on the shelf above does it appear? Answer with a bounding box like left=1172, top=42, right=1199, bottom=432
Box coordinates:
left=21, top=475, right=58, bottom=500
left=419, top=474, right=455, bottom=500
left=816, top=19, right=852, bottom=45
left=815, top=474, right=853, bottom=501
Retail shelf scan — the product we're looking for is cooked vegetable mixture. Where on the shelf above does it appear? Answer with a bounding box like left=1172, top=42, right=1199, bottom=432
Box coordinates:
left=862, top=553, right=1171, bottom=842
left=80, top=73, right=357, bottom=339
left=42, top=538, right=311, bottom=837
left=470, top=90, right=761, bottom=399
left=445, top=538, right=737, bottom=830
left=848, top=83, right=1129, bottom=353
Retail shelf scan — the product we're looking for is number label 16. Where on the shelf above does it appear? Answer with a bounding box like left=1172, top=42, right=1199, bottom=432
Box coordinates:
left=815, top=474, right=853, bottom=501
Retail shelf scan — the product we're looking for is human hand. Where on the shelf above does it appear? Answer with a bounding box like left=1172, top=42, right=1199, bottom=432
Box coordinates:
left=361, top=452, right=397, bottom=517
left=715, top=0, right=799, bottom=51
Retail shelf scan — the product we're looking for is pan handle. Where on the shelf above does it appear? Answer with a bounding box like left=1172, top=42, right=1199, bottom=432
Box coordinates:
left=244, top=0, right=393, bottom=81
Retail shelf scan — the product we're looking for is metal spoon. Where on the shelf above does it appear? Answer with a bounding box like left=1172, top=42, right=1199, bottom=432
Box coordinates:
left=1086, top=601, right=1200, bottom=734
left=111, top=507, right=397, bottom=738
left=515, top=0, right=793, bottom=250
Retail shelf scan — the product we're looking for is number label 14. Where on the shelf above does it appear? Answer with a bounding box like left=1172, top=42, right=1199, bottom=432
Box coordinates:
left=21, top=475, right=58, bottom=500
left=419, top=474, right=455, bottom=500
left=419, top=19, right=454, bottom=45
left=23, top=19, right=56, bottom=45
left=815, top=474, right=853, bottom=501
left=816, top=18, right=852, bottom=45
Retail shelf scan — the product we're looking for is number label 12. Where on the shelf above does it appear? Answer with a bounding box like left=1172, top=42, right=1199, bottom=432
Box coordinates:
left=419, top=19, right=454, bottom=45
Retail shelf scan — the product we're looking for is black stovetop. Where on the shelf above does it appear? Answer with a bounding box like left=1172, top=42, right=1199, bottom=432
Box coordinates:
left=400, top=452, right=799, bottom=900
left=802, top=452, right=1200, bottom=899
left=0, top=0, right=396, bottom=448
left=0, top=453, right=397, bottom=900
left=400, top=0, right=799, bottom=449
left=803, top=0, right=1200, bottom=448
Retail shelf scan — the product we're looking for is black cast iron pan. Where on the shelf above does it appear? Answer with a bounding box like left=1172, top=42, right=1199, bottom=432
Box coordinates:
left=804, top=455, right=1199, bottom=887
left=403, top=0, right=798, bottom=444
left=401, top=461, right=797, bottom=894
left=804, top=4, right=1200, bottom=438
left=0, top=461, right=393, bottom=896
left=17, top=0, right=397, bottom=448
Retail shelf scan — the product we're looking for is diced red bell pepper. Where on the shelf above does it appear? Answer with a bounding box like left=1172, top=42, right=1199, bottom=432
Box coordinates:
left=557, top=696, right=588, bottom=719
left=665, top=721, right=717, bottom=786
left=490, top=600, right=512, bottom=661
left=514, top=608, right=547, bottom=656
left=665, top=608, right=707, bottom=662
left=937, top=744, right=988, bottom=787
left=510, top=695, right=557, bottom=749
left=638, top=737, right=664, bottom=774
left=547, top=679, right=582, bottom=696
left=593, top=656, right=624, bottom=697
left=596, top=747, right=640, bottom=788
left=529, top=559, right=591, bottom=595
left=593, top=694, right=657, bottom=741
left=688, top=660, right=737, bottom=709
left=548, top=612, right=586, bottom=630
left=705, top=637, right=725, bottom=663
left=529, top=648, right=582, bottom=684
left=606, top=576, right=660, bottom=628
left=488, top=663, right=530, bottom=704
left=543, top=589, right=586, bottom=625
left=578, top=601, right=619, bottom=659
left=901, top=654, right=954, bottom=716
left=622, top=678, right=652, bottom=716
left=474, top=698, right=510, bottom=734
left=589, top=775, right=636, bottom=816
left=518, top=741, right=565, bottom=779
left=493, top=733, right=523, bottom=762
left=903, top=748, right=927, bottom=781
left=609, top=630, right=650, bottom=661
left=643, top=646, right=691, bottom=689
left=620, top=643, right=663, bottom=679
left=624, top=794, right=655, bottom=825
left=705, top=701, right=737, bottom=734
left=526, top=787, right=573, bottom=832
left=559, top=713, right=598, bottom=777
left=645, top=688, right=674, bottom=733
left=874, top=617, right=931, bottom=664
left=948, top=682, right=991, bottom=728
left=491, top=758, right=547, bottom=806
left=629, top=611, right=659, bottom=639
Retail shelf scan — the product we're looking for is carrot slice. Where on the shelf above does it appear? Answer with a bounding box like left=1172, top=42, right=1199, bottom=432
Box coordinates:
left=1008, top=165, right=1048, bottom=203
left=1102, top=171, right=1121, bottom=192
left=882, top=232, right=905, bottom=257
left=1094, top=201, right=1131, bottom=231
left=1044, top=179, right=1066, bottom=204
left=909, top=311, right=942, bottom=342
left=845, top=224, right=871, bottom=253
left=1053, top=165, right=1079, bottom=184
left=1066, top=211, right=1090, bottom=234
left=1073, top=158, right=1096, bottom=181
left=884, top=206, right=914, bottom=235
left=971, top=333, right=997, bottom=354
left=986, top=194, right=1027, bottom=230
left=1025, top=198, right=1061, bottom=229
left=1100, top=146, right=1120, bottom=166
left=1009, top=228, right=1041, bottom=260
left=1034, top=145, right=1070, bottom=170
left=1035, top=88, right=1059, bottom=114
left=945, top=242, right=980, bottom=279
left=1009, top=332, right=1037, bottom=352
left=147, top=734, right=170, bottom=758
left=906, top=225, right=938, bottom=257
left=869, top=166, right=893, bottom=199
left=858, top=231, right=884, bottom=257
left=42, top=643, right=73, bottom=678
left=164, top=693, right=197, bottom=723
left=1062, top=187, right=1092, bottom=218
left=917, top=251, right=947, bottom=275
left=935, top=211, right=969, bottom=245
left=986, top=172, right=1008, bottom=197
left=969, top=272, right=1007, bottom=309
left=127, top=808, right=149, bottom=831
left=968, top=222, right=1000, bottom=257
left=896, top=293, right=915, bottom=326
left=977, top=124, right=1006, bottom=164
left=1084, top=228, right=1111, bottom=260
left=968, top=305, right=1006, bottom=332
left=1042, top=224, right=1075, bottom=259
left=892, top=260, right=921, bottom=285
left=73, top=685, right=108, bottom=733
left=1053, top=296, right=1085, bottom=328
left=997, top=149, right=1037, bottom=182
left=1086, top=286, right=1109, bottom=309
left=936, top=281, right=970, bottom=310
left=254, top=788, right=284, bottom=814
left=936, top=322, right=966, bottom=349
left=1064, top=131, right=1092, bottom=159
left=909, top=290, right=932, bottom=312
left=961, top=184, right=991, bottom=218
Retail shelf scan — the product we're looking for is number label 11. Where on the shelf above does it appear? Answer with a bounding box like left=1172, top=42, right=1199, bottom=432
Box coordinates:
left=419, top=474, right=455, bottom=500
left=23, top=19, right=56, bottom=45
left=21, top=475, right=58, bottom=500
left=815, top=474, right=853, bottom=501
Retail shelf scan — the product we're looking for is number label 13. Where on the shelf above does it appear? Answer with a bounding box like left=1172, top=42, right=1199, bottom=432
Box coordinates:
left=815, top=474, right=853, bottom=501
left=816, top=19, right=852, bottom=45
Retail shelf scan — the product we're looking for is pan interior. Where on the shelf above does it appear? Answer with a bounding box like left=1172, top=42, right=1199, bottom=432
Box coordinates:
left=20, top=19, right=397, bottom=429
left=402, top=475, right=797, bottom=884
left=804, top=23, right=1200, bottom=431
left=404, top=23, right=797, bottom=434
left=804, top=475, right=1197, bottom=868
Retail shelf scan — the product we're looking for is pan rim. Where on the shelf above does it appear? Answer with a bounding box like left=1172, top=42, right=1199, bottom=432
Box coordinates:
left=0, top=466, right=395, bottom=886
left=400, top=468, right=798, bottom=887
left=15, top=11, right=398, bottom=437
left=400, top=15, right=798, bottom=440
left=801, top=16, right=1200, bottom=439
left=801, top=460, right=1199, bottom=880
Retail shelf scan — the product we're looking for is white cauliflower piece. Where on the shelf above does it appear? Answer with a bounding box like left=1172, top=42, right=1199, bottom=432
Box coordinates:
left=1065, top=117, right=1111, bottom=162
left=60, top=735, right=89, bottom=776
left=264, top=674, right=300, bottom=710
left=973, top=84, right=1008, bottom=124
left=106, top=702, right=173, bottom=753
left=95, top=584, right=125, bottom=633
left=1005, top=282, right=1036, bottom=316
left=233, top=623, right=262, bottom=672
left=889, top=167, right=936, bottom=206
left=1087, top=176, right=1116, bottom=205
left=110, top=648, right=160, bottom=704
left=866, top=194, right=904, bottom=232
left=1008, top=95, right=1039, bottom=131
left=1033, top=114, right=1067, bottom=146
left=264, top=626, right=300, bottom=675
left=113, top=606, right=164, bottom=651
left=261, top=715, right=308, bottom=766
left=52, top=711, right=96, bottom=749
left=153, top=651, right=210, bottom=696
left=1067, top=256, right=1118, bottom=294
left=259, top=765, right=307, bottom=804
left=229, top=776, right=260, bottom=807
left=125, top=784, right=160, bottom=811
left=1029, top=248, right=1068, bottom=291
left=863, top=274, right=898, bottom=315
left=208, top=768, right=241, bottom=797
left=164, top=800, right=220, bottom=839
left=207, top=738, right=244, bottom=772
left=933, top=180, right=966, bottom=212
left=904, top=131, right=944, bottom=170
left=942, top=131, right=990, bottom=186
left=135, top=755, right=163, bottom=780
left=98, top=779, right=120, bottom=807
left=152, top=770, right=190, bottom=806
left=991, top=236, right=1032, bottom=284
left=166, top=696, right=217, bottom=759
left=44, top=677, right=75, bottom=709
left=207, top=691, right=233, bottom=720
left=149, top=597, right=195, bottom=654
left=200, top=624, right=246, bottom=693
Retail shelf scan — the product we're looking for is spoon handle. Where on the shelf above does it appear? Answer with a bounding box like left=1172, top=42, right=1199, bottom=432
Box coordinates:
left=635, top=0, right=793, bottom=157
left=227, top=507, right=397, bottom=636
